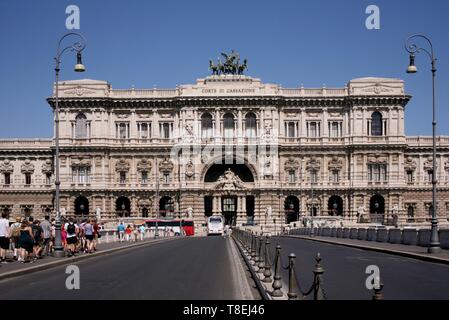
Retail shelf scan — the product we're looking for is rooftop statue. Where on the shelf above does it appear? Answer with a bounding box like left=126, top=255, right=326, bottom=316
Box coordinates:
left=209, top=50, right=248, bottom=75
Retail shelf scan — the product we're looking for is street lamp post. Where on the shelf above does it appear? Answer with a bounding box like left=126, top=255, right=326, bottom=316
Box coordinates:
left=310, top=177, right=315, bottom=237
left=405, top=34, right=441, bottom=253
left=53, top=33, right=86, bottom=258
left=154, top=158, right=159, bottom=238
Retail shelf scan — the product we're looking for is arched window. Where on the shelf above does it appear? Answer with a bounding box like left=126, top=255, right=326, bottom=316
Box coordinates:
left=223, top=114, right=235, bottom=139
left=371, top=112, right=383, bottom=136
left=407, top=206, right=414, bottom=222
left=201, top=113, right=213, bottom=139
left=75, top=113, right=88, bottom=138
left=245, top=113, right=257, bottom=138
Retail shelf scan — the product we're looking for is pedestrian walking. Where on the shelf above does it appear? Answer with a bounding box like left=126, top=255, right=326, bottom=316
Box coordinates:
left=84, top=220, right=94, bottom=253
left=65, top=218, right=78, bottom=257
left=139, top=224, right=146, bottom=241
left=18, top=220, right=34, bottom=263
left=30, top=219, right=43, bottom=260
left=0, top=213, right=11, bottom=264
left=125, top=225, right=132, bottom=242
left=10, top=217, right=21, bottom=260
left=92, top=220, right=100, bottom=251
left=40, top=215, right=52, bottom=257
left=117, top=222, right=125, bottom=242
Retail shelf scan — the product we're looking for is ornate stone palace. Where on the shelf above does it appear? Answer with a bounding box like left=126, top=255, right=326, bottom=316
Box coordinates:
left=1, top=66, right=449, bottom=227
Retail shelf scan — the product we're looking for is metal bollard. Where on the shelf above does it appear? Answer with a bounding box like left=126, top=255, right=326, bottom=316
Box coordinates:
left=263, top=236, right=272, bottom=283
left=257, top=236, right=265, bottom=274
left=271, top=243, right=283, bottom=297
left=287, top=253, right=299, bottom=300
left=250, top=234, right=257, bottom=265
left=313, top=253, right=325, bottom=300
left=372, top=283, right=384, bottom=300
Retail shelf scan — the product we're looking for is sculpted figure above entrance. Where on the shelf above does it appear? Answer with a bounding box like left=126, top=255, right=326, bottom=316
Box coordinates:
left=214, top=168, right=246, bottom=191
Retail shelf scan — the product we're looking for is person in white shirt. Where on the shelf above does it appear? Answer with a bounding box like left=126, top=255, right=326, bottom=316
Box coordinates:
left=139, top=225, right=146, bottom=241
left=0, top=213, right=11, bottom=263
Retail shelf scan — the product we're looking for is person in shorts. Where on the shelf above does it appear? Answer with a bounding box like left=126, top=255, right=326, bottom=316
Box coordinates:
left=83, top=220, right=94, bottom=253
left=64, top=218, right=78, bottom=257
left=10, top=217, right=22, bottom=260
left=0, top=213, right=11, bottom=264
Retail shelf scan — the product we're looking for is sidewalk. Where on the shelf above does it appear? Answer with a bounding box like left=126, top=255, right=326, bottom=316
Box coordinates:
left=284, top=235, right=449, bottom=265
left=0, top=236, right=177, bottom=280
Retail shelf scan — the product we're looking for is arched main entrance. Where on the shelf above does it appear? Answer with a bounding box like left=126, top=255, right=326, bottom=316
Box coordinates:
left=370, top=194, right=385, bottom=214
left=284, top=196, right=299, bottom=224
left=116, top=197, right=131, bottom=217
left=75, top=196, right=89, bottom=216
left=328, top=195, right=343, bottom=216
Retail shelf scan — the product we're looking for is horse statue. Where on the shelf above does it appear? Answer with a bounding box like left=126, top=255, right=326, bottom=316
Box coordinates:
left=209, top=60, right=219, bottom=75
left=238, top=59, right=248, bottom=75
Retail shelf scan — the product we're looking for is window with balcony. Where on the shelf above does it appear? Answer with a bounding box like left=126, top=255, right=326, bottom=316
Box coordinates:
left=368, top=164, right=388, bottom=182
left=307, top=121, right=321, bottom=138
left=159, top=122, right=173, bottom=139
left=245, top=113, right=257, bottom=138
left=285, top=121, right=299, bottom=138
left=328, top=121, right=342, bottom=137
left=137, top=122, right=151, bottom=139
left=72, top=167, right=90, bottom=184
left=201, top=113, right=213, bottom=139
left=116, top=122, right=129, bottom=139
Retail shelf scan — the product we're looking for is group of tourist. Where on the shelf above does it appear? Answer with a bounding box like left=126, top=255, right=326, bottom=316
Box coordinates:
left=117, top=222, right=147, bottom=242
left=0, top=212, right=103, bottom=264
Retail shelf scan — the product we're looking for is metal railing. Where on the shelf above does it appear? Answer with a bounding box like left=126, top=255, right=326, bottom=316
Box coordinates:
left=233, top=228, right=384, bottom=300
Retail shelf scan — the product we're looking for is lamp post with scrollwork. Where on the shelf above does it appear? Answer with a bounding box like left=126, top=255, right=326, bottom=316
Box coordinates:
left=405, top=34, right=441, bottom=253
left=53, top=33, right=87, bottom=258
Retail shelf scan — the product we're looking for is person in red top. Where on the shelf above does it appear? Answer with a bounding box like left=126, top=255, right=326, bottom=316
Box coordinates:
left=125, top=225, right=132, bottom=242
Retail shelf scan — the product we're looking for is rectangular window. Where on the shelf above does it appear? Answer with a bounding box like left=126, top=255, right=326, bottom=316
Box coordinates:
left=25, top=173, right=31, bottom=185
left=141, top=171, right=148, bottom=184
left=307, top=122, right=320, bottom=138
left=331, top=170, right=339, bottom=183
left=45, top=173, right=51, bottom=185
left=328, top=121, right=342, bottom=137
left=116, top=123, right=129, bottom=139
left=310, top=170, right=318, bottom=183
left=4, top=173, right=10, bottom=185
left=406, top=171, right=414, bottom=183
left=368, top=164, right=388, bottom=182
left=163, top=172, right=170, bottom=183
left=288, top=170, right=296, bottom=183
left=120, top=172, right=127, bottom=184
left=138, top=123, right=151, bottom=139
left=285, top=121, right=298, bottom=138
left=160, top=123, right=172, bottom=139
left=427, top=170, right=433, bottom=182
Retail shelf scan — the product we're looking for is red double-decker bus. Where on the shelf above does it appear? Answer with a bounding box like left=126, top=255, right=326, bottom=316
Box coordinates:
left=145, top=219, right=195, bottom=236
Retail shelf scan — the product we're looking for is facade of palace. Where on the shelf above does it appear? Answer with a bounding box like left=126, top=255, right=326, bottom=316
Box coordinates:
left=1, top=73, right=449, bottom=227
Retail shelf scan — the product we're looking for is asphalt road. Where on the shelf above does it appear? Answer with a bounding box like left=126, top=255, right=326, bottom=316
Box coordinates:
left=272, top=237, right=449, bottom=300
left=0, top=236, right=254, bottom=300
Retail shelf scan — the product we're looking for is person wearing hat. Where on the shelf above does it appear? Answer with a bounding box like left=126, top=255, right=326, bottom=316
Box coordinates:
left=10, top=217, right=22, bottom=261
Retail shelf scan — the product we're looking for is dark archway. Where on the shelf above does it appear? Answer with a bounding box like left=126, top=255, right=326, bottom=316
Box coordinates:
left=246, top=195, right=255, bottom=225
left=328, top=195, right=343, bottom=216
left=116, top=197, right=131, bottom=217
left=142, top=207, right=149, bottom=218
left=370, top=194, right=385, bottom=214
left=204, top=163, right=254, bottom=182
left=159, top=196, right=174, bottom=218
left=204, top=196, right=213, bottom=217
left=284, top=196, right=300, bottom=224
left=74, top=196, right=89, bottom=216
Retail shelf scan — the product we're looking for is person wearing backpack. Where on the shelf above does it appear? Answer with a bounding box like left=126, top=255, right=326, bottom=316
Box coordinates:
left=64, top=218, right=78, bottom=257
left=10, top=217, right=22, bottom=260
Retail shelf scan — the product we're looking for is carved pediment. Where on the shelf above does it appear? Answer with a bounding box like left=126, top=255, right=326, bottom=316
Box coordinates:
left=306, top=157, right=320, bottom=171
left=115, top=158, right=130, bottom=172
left=21, top=159, right=35, bottom=174
left=137, top=159, right=152, bottom=172
left=423, top=157, right=433, bottom=171
left=367, top=154, right=388, bottom=164
left=41, top=159, right=53, bottom=174
left=0, top=160, right=14, bottom=174
left=71, top=157, right=92, bottom=168
left=215, top=168, right=246, bottom=190
left=63, top=86, right=97, bottom=97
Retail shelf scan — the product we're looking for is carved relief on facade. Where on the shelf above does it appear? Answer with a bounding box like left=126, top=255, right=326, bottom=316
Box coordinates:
left=20, top=159, right=35, bottom=174
left=159, top=159, right=174, bottom=173
left=306, top=157, right=321, bottom=171
left=185, top=159, right=195, bottom=179
left=71, top=157, right=92, bottom=168
left=136, top=159, right=152, bottom=172
left=115, top=158, right=130, bottom=172
left=423, top=157, right=433, bottom=171
left=284, top=157, right=299, bottom=172
left=328, top=156, right=343, bottom=171
left=214, top=168, right=245, bottom=191
left=0, top=160, right=14, bottom=173
left=404, top=157, right=417, bottom=172
left=41, top=159, right=53, bottom=174
left=367, top=154, right=388, bottom=164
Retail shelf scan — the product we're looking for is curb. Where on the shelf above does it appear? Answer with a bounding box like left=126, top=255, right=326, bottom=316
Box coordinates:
left=0, top=237, right=178, bottom=282
left=231, top=236, right=271, bottom=300
left=282, top=235, right=449, bottom=266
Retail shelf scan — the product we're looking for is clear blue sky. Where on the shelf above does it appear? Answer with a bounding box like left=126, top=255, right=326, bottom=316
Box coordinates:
left=0, top=0, right=448, bottom=138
